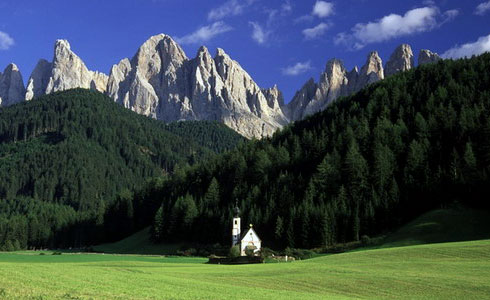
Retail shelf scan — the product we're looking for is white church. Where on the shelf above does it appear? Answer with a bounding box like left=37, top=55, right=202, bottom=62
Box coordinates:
left=232, top=205, right=261, bottom=256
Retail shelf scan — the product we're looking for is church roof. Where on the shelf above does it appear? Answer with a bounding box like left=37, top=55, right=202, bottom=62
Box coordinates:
left=240, top=226, right=261, bottom=242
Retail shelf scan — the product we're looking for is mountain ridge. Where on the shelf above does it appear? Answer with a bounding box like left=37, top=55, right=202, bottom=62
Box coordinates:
left=0, top=35, right=442, bottom=137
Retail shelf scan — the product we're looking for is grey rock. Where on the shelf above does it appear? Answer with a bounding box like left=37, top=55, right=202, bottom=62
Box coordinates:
left=286, top=59, right=353, bottom=121
left=0, top=63, right=26, bottom=106
left=385, top=44, right=414, bottom=77
left=25, top=59, right=52, bottom=100
left=46, top=40, right=100, bottom=94
left=26, top=39, right=108, bottom=100
left=419, top=49, right=441, bottom=65
left=346, top=66, right=359, bottom=94
left=284, top=78, right=318, bottom=121
left=262, top=85, right=285, bottom=109
left=286, top=50, right=386, bottom=121
left=107, top=34, right=287, bottom=138
left=357, top=51, right=384, bottom=90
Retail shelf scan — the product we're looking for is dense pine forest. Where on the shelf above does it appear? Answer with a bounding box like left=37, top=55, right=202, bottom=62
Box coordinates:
left=147, top=54, right=490, bottom=248
left=0, top=89, right=243, bottom=250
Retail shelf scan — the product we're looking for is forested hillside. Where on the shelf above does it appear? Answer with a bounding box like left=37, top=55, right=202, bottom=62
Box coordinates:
left=0, top=89, right=243, bottom=250
left=149, top=54, right=490, bottom=248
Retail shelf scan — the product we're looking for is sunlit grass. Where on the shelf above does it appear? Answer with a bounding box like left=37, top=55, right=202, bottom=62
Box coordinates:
left=0, top=240, right=489, bottom=299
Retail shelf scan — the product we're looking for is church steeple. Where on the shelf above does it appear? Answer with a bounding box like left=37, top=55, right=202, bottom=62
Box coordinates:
left=232, top=201, right=241, bottom=246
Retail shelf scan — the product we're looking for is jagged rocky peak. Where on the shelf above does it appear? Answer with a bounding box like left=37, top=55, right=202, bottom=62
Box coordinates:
left=132, top=34, right=188, bottom=81
left=106, top=34, right=287, bottom=138
left=262, top=85, right=285, bottom=108
left=213, top=47, right=268, bottom=114
left=108, top=33, right=191, bottom=119
left=214, top=47, right=237, bottom=80
left=46, top=39, right=108, bottom=94
left=45, top=39, right=93, bottom=94
left=285, top=78, right=318, bottom=121
left=192, top=45, right=219, bottom=83
left=385, top=44, right=414, bottom=77
left=187, top=45, right=224, bottom=118
left=25, top=59, right=52, bottom=100
left=196, top=46, right=213, bottom=63
left=25, top=39, right=108, bottom=101
left=418, top=49, right=441, bottom=65
left=90, top=71, right=109, bottom=93
left=212, top=47, right=288, bottom=134
left=0, top=63, right=26, bottom=106
left=346, top=66, right=359, bottom=94
left=106, top=58, right=132, bottom=104
left=321, top=58, right=349, bottom=101
left=287, top=59, right=352, bottom=122
left=358, top=51, right=384, bottom=88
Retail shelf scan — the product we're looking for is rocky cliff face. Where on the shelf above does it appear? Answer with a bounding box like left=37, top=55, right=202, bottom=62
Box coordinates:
left=25, top=40, right=107, bottom=101
left=355, top=51, right=384, bottom=91
left=384, top=44, right=414, bottom=77
left=0, top=63, right=25, bottom=107
left=418, top=49, right=441, bottom=65
left=286, top=51, right=385, bottom=121
left=105, top=34, right=287, bottom=138
left=25, top=59, right=52, bottom=100
left=262, top=85, right=285, bottom=109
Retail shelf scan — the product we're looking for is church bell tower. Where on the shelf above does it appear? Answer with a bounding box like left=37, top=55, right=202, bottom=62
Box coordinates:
left=232, top=203, right=241, bottom=246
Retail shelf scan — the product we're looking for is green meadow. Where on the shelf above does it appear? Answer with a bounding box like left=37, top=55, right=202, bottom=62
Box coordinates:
left=0, top=239, right=489, bottom=300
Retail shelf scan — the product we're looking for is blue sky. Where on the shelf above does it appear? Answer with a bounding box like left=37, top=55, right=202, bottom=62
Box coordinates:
left=0, top=0, right=489, bottom=103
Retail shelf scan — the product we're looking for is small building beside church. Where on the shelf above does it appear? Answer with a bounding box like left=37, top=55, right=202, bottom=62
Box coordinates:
left=232, top=205, right=261, bottom=256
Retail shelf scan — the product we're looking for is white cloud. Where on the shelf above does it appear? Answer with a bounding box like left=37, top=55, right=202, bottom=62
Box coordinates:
left=282, top=61, right=312, bottom=76
left=281, top=0, right=292, bottom=15
left=335, top=6, right=457, bottom=49
left=174, top=22, right=233, bottom=45
left=294, top=15, right=314, bottom=24
left=302, top=23, right=330, bottom=40
left=312, top=1, right=334, bottom=18
left=208, top=0, right=255, bottom=21
left=249, top=22, right=271, bottom=44
left=442, top=34, right=490, bottom=59
left=0, top=31, right=14, bottom=50
left=475, top=1, right=490, bottom=15
left=442, top=9, right=459, bottom=24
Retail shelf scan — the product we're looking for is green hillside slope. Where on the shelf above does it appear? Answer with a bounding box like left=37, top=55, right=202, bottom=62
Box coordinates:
left=94, top=204, right=490, bottom=256
left=146, top=53, right=490, bottom=248
left=0, top=89, right=243, bottom=250
left=380, top=205, right=490, bottom=248
left=92, top=227, right=182, bottom=255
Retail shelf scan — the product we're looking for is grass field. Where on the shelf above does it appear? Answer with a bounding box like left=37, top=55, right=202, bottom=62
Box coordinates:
left=1, top=239, right=490, bottom=299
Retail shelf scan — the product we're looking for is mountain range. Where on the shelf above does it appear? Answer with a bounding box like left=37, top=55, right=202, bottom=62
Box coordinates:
left=0, top=34, right=441, bottom=138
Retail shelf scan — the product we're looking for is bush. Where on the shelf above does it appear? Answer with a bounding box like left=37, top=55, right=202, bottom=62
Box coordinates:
left=4, top=240, right=15, bottom=252
left=52, top=252, right=62, bottom=255
left=361, top=235, right=371, bottom=245
left=284, top=247, right=316, bottom=260
left=244, top=247, right=255, bottom=257
left=260, top=247, right=275, bottom=258
left=228, top=245, right=240, bottom=258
